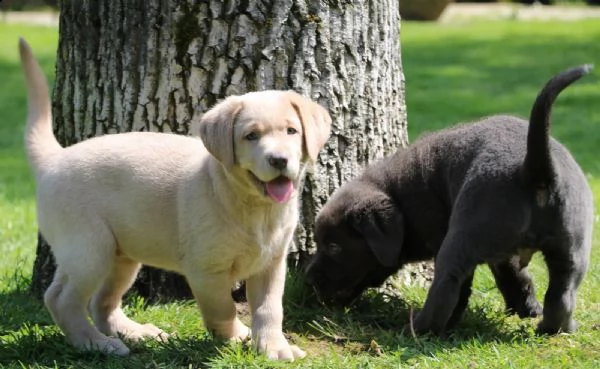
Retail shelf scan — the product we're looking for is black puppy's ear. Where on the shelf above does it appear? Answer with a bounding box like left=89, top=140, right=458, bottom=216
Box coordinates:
left=352, top=197, right=404, bottom=268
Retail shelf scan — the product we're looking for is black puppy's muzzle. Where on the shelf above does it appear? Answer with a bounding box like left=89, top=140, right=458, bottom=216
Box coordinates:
left=303, top=253, right=322, bottom=284
left=303, top=257, right=332, bottom=299
left=304, top=258, right=361, bottom=306
left=304, top=269, right=319, bottom=287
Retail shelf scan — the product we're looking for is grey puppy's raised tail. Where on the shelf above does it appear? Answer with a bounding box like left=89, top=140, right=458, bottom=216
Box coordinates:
left=524, top=64, right=593, bottom=193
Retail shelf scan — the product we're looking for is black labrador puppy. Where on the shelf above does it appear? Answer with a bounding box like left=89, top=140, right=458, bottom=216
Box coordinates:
left=305, top=65, right=594, bottom=335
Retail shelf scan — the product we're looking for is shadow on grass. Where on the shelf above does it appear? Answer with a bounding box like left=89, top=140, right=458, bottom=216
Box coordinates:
left=0, top=270, right=541, bottom=367
left=0, top=289, right=51, bottom=334
left=0, top=288, right=232, bottom=368
left=0, top=326, right=227, bottom=368
left=283, top=272, right=538, bottom=363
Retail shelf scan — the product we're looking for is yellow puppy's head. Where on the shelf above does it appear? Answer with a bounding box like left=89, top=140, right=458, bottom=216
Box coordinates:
left=198, top=90, right=332, bottom=203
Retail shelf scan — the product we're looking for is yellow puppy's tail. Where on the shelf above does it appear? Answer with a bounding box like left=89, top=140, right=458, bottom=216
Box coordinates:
left=19, top=37, right=62, bottom=176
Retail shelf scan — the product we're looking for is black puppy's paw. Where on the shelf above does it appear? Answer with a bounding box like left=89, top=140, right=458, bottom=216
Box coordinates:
left=536, top=318, right=578, bottom=335
left=402, top=311, right=448, bottom=338
left=509, top=299, right=543, bottom=318
left=522, top=300, right=543, bottom=318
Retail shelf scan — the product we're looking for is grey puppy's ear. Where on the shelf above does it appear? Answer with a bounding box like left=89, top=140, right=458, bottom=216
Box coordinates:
left=287, top=91, right=332, bottom=162
left=352, top=198, right=404, bottom=268
left=197, top=96, right=243, bottom=170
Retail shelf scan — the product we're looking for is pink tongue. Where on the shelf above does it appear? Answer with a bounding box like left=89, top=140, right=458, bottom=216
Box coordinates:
left=266, top=178, right=294, bottom=203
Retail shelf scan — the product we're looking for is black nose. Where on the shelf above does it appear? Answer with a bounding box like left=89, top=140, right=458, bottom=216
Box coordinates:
left=268, top=155, right=288, bottom=170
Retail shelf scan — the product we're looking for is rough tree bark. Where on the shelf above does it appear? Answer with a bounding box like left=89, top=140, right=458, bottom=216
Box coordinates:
left=31, top=0, right=408, bottom=300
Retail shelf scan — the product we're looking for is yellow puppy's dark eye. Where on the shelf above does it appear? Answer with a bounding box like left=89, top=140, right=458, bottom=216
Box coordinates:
left=287, top=127, right=298, bottom=135
left=245, top=132, right=259, bottom=141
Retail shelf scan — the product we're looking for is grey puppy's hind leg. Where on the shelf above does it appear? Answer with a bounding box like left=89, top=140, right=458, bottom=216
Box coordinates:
left=537, top=245, right=589, bottom=334
left=489, top=254, right=542, bottom=319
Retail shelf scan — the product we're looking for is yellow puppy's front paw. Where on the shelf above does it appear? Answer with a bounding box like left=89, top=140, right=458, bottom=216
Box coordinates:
left=230, top=324, right=251, bottom=343
left=216, top=318, right=251, bottom=343
left=255, top=332, right=306, bottom=361
left=270, top=344, right=305, bottom=361
left=122, top=323, right=169, bottom=342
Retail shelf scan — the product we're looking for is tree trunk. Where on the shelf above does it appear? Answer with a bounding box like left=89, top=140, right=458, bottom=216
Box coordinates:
left=31, top=0, right=407, bottom=301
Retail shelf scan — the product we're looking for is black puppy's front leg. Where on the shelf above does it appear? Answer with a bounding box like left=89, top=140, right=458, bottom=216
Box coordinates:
left=411, top=234, right=477, bottom=335
left=489, top=255, right=542, bottom=318
left=445, top=271, right=475, bottom=330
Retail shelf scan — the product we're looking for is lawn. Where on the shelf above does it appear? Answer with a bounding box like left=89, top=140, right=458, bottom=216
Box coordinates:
left=1, top=18, right=599, bottom=369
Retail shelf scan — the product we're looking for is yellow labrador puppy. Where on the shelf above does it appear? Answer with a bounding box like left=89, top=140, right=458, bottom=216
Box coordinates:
left=19, top=39, right=331, bottom=361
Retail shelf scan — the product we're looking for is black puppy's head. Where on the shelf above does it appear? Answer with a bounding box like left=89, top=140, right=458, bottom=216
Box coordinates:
left=305, top=182, right=404, bottom=305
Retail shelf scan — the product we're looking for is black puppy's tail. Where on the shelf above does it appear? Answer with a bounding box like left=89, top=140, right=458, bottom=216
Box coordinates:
left=523, top=64, right=593, bottom=193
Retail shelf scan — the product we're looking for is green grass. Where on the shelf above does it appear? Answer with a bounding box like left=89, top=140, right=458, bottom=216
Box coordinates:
left=1, top=18, right=600, bottom=368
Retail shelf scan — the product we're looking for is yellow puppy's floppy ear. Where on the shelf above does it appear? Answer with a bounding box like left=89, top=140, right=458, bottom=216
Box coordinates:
left=197, top=96, right=242, bottom=170
left=288, top=91, right=332, bottom=162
